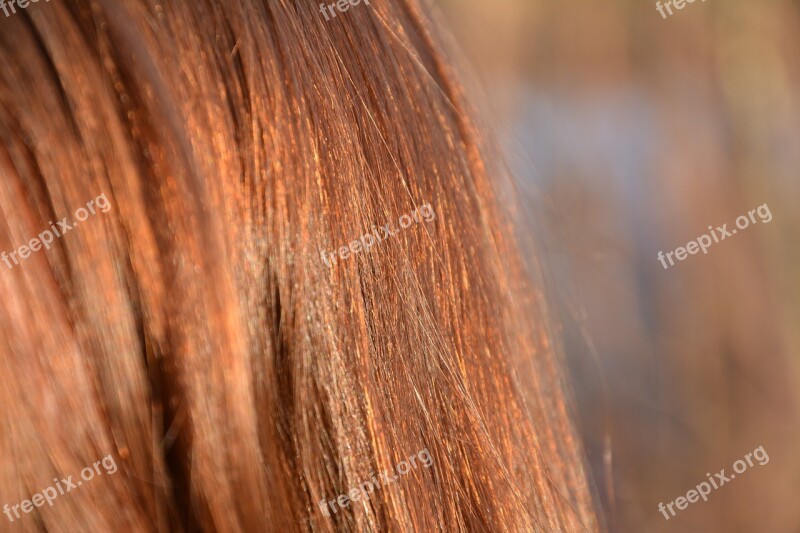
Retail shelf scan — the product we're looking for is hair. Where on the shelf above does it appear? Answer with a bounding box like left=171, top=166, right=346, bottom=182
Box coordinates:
left=0, top=0, right=599, bottom=531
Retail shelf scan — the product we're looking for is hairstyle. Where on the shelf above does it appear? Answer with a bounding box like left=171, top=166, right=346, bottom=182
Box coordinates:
left=0, top=0, right=599, bottom=530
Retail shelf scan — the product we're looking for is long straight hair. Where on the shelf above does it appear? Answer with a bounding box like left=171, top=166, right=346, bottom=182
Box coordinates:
left=0, top=0, right=599, bottom=530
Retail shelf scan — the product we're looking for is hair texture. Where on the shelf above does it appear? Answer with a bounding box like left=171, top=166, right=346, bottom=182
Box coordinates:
left=0, top=0, right=598, bottom=531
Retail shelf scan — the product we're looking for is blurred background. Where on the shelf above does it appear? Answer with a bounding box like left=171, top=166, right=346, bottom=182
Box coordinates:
left=433, top=0, right=800, bottom=531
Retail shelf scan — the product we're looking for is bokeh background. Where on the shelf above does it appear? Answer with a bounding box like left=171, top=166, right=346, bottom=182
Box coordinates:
left=433, top=1, right=800, bottom=531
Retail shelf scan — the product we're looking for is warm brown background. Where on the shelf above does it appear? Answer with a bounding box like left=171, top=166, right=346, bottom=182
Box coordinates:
left=435, top=0, right=800, bottom=531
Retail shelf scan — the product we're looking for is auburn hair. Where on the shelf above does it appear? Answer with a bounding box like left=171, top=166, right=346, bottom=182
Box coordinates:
left=0, top=0, right=599, bottom=531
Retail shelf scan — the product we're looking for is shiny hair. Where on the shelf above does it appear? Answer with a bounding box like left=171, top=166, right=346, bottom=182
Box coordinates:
left=0, top=0, right=598, bottom=530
